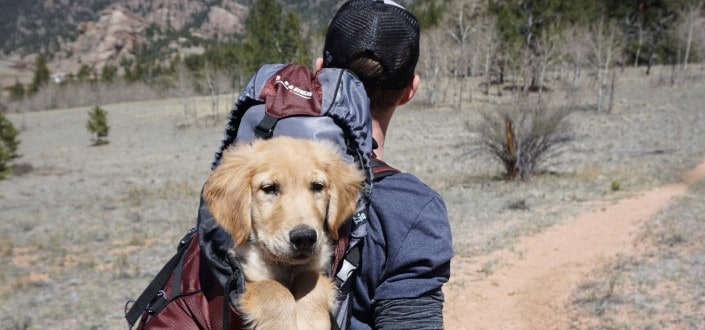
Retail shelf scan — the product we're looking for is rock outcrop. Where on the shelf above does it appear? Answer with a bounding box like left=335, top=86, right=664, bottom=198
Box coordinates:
left=62, top=6, right=148, bottom=73
left=47, top=0, right=248, bottom=74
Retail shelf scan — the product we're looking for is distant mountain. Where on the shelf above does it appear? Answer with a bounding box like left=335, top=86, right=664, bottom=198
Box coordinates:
left=0, top=0, right=417, bottom=74
left=0, top=0, right=250, bottom=72
left=0, top=0, right=109, bottom=55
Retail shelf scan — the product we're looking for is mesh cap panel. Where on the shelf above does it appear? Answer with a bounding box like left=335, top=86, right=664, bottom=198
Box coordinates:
left=323, top=0, right=419, bottom=89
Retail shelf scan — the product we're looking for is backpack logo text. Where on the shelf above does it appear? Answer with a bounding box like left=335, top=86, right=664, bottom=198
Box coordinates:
left=274, top=75, right=313, bottom=99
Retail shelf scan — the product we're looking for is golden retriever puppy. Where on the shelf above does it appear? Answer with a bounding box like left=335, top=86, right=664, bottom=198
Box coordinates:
left=203, top=136, right=365, bottom=329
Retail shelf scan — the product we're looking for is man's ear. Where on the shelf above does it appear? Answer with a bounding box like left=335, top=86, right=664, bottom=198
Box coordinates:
left=398, top=74, right=420, bottom=106
left=315, top=57, right=324, bottom=72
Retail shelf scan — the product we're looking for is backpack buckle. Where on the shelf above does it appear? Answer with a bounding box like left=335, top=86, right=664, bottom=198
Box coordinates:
left=146, top=290, right=168, bottom=314
left=255, top=113, right=278, bottom=139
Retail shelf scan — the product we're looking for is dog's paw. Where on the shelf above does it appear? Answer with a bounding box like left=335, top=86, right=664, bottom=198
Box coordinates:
left=239, top=280, right=296, bottom=329
left=292, top=271, right=337, bottom=328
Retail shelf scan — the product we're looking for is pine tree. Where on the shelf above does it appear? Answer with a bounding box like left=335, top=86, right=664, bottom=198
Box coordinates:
left=410, top=0, right=445, bottom=29
left=77, top=64, right=93, bottom=81
left=101, top=65, right=118, bottom=83
left=0, top=112, right=20, bottom=179
left=280, top=11, right=308, bottom=66
left=10, top=79, right=25, bottom=101
left=599, top=0, right=696, bottom=71
left=86, top=105, right=110, bottom=146
left=29, top=54, right=50, bottom=94
left=243, top=0, right=283, bottom=73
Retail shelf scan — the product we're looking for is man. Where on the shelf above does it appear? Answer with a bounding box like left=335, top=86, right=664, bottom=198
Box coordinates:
left=319, top=1, right=453, bottom=328
left=132, top=1, right=452, bottom=329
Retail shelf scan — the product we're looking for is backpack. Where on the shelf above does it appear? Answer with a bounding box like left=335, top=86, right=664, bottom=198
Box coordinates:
left=125, top=64, right=399, bottom=329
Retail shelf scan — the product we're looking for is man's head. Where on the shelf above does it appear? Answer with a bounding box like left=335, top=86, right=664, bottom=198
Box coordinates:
left=323, top=0, right=420, bottom=96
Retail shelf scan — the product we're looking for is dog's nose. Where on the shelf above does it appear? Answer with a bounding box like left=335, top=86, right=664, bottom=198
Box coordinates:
left=289, top=227, right=317, bottom=250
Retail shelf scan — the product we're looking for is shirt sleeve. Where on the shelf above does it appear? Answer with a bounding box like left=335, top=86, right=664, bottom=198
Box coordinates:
left=372, top=173, right=454, bottom=300
left=373, top=290, right=445, bottom=329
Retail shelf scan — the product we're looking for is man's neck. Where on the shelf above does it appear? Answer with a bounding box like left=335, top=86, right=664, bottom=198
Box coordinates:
left=372, top=126, right=385, bottom=160
left=371, top=106, right=395, bottom=161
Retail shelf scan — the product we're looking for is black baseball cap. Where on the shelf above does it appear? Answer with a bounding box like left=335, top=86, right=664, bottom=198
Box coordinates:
left=323, top=0, right=420, bottom=89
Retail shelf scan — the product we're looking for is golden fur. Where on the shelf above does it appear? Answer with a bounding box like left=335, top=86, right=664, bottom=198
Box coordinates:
left=203, top=136, right=365, bottom=329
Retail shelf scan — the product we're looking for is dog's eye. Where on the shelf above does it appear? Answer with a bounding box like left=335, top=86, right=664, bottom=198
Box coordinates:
left=261, top=183, right=279, bottom=195
left=311, top=182, right=325, bottom=193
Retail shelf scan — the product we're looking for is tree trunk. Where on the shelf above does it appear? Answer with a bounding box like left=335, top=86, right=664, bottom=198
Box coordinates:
left=484, top=48, right=491, bottom=95
left=608, top=69, right=617, bottom=114
left=538, top=62, right=547, bottom=100
left=205, top=69, right=219, bottom=127
left=683, top=9, right=695, bottom=70
left=597, top=70, right=605, bottom=112
left=499, top=61, right=505, bottom=85
left=505, top=116, right=517, bottom=179
left=634, top=25, right=643, bottom=68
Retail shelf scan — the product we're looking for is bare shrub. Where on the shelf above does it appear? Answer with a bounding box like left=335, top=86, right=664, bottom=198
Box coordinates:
left=475, top=96, right=573, bottom=181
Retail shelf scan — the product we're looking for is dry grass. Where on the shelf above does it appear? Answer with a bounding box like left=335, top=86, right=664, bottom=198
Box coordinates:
left=569, top=181, right=705, bottom=328
left=430, top=66, right=705, bottom=259
left=0, top=66, right=704, bottom=328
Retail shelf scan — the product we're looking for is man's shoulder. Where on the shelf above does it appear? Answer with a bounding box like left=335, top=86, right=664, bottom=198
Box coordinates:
left=369, top=171, right=448, bottom=231
left=373, top=171, right=443, bottom=202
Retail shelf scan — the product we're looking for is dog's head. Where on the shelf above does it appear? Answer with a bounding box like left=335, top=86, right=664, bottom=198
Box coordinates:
left=203, top=136, right=365, bottom=264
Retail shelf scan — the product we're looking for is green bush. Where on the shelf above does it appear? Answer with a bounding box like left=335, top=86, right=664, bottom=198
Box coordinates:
left=610, top=180, right=620, bottom=191
left=86, top=105, right=110, bottom=146
left=0, top=112, right=21, bottom=179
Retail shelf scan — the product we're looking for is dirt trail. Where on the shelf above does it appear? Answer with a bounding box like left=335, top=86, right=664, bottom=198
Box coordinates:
left=443, top=159, right=705, bottom=329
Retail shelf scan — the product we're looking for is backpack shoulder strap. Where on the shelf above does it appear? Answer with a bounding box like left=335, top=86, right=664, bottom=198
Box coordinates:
left=370, top=159, right=400, bottom=181
left=124, top=228, right=197, bottom=329
left=331, top=159, right=400, bottom=277
left=331, top=159, right=401, bottom=328
left=334, top=159, right=399, bottom=280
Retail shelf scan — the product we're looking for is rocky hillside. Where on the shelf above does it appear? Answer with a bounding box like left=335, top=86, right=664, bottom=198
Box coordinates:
left=0, top=0, right=419, bottom=76
left=0, top=0, right=250, bottom=73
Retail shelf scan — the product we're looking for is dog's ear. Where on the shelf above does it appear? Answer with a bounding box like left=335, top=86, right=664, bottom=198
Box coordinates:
left=325, top=157, right=365, bottom=241
left=203, top=144, right=253, bottom=246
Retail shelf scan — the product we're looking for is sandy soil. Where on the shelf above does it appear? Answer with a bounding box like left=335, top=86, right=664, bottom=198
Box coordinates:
left=443, top=159, right=705, bottom=329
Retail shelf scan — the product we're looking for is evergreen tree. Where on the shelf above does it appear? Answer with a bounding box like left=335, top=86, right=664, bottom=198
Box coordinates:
left=600, top=0, right=696, bottom=71
left=410, top=0, right=445, bottom=29
left=0, top=112, right=20, bottom=179
left=86, top=105, right=110, bottom=146
left=490, top=0, right=606, bottom=51
left=280, top=11, right=308, bottom=66
left=29, top=53, right=50, bottom=94
left=178, top=0, right=308, bottom=79
left=243, top=0, right=283, bottom=72
left=101, top=65, right=118, bottom=83
left=77, top=64, right=93, bottom=81
left=10, top=79, right=25, bottom=101
left=487, top=0, right=607, bottom=88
